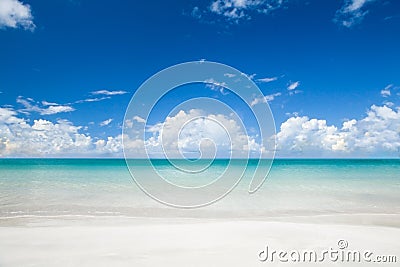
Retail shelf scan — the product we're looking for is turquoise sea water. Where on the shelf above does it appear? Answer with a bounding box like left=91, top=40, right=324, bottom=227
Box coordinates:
left=0, top=159, right=399, bottom=218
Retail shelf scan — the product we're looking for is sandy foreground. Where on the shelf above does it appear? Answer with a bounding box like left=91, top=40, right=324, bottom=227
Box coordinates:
left=0, top=215, right=399, bottom=267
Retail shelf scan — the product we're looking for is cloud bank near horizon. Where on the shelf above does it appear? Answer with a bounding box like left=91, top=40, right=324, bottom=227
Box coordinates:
left=1, top=103, right=399, bottom=158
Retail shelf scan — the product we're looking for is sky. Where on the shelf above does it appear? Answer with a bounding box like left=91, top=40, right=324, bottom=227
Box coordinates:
left=0, top=0, right=399, bottom=158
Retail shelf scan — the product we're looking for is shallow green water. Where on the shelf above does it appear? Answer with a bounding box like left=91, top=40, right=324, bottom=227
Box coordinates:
left=0, top=159, right=399, bottom=218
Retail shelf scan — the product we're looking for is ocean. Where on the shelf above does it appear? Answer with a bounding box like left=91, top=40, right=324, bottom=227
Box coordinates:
left=0, top=159, right=399, bottom=219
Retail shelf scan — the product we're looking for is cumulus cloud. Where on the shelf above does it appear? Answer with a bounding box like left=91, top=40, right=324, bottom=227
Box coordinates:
left=124, top=116, right=146, bottom=129
left=287, top=81, right=300, bottom=90
left=276, top=104, right=400, bottom=157
left=17, top=97, right=75, bottom=115
left=143, top=109, right=263, bottom=158
left=91, top=90, right=128, bottom=96
left=0, top=107, right=144, bottom=157
left=0, top=107, right=24, bottom=124
left=334, top=0, right=377, bottom=28
left=0, top=0, right=35, bottom=31
left=2, top=102, right=399, bottom=158
left=132, top=116, right=146, bottom=123
left=0, top=107, right=264, bottom=158
left=0, top=107, right=93, bottom=157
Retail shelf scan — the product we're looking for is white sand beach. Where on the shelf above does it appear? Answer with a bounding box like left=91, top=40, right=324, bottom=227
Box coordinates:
left=0, top=215, right=399, bottom=267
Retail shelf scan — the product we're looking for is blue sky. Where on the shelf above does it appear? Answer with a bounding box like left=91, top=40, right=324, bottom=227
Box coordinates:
left=0, top=0, right=399, bottom=158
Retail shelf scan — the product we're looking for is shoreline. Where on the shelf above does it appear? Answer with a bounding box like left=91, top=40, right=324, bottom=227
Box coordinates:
left=1, top=212, right=400, bottom=228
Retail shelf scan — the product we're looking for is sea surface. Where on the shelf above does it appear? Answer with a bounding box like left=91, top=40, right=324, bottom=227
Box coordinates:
left=0, top=159, right=399, bottom=220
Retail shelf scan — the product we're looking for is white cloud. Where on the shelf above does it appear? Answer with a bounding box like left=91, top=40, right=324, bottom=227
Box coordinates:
left=2, top=102, right=400, bottom=158
left=16, top=94, right=114, bottom=116
left=40, top=105, right=75, bottom=115
left=17, top=97, right=75, bottom=115
left=208, top=0, right=287, bottom=22
left=224, top=73, right=236, bottom=78
left=75, top=96, right=111, bottom=103
left=204, top=78, right=229, bottom=95
left=124, top=116, right=146, bottom=129
left=241, top=72, right=256, bottom=80
left=381, top=84, right=392, bottom=97
left=276, top=104, right=400, bottom=157
left=334, top=0, right=377, bottom=28
left=133, top=115, right=146, bottom=123
left=91, top=90, right=128, bottom=96
left=191, top=6, right=202, bottom=19
left=0, top=0, right=35, bottom=31
left=0, top=107, right=25, bottom=124
left=0, top=108, right=93, bottom=157
left=197, top=0, right=381, bottom=27
left=257, top=77, right=277, bottom=83
left=143, top=109, right=263, bottom=158
left=99, top=118, right=113, bottom=127
left=250, top=92, right=281, bottom=107
left=287, top=81, right=300, bottom=90
left=42, top=101, right=59, bottom=106
left=0, top=107, right=143, bottom=157
left=384, top=101, right=394, bottom=107
left=1, top=105, right=266, bottom=158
